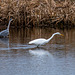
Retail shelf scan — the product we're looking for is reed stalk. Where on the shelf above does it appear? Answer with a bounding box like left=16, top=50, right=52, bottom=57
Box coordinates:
left=0, top=0, right=75, bottom=28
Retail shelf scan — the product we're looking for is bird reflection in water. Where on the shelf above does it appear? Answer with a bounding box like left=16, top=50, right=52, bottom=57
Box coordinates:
left=0, top=37, right=9, bottom=49
left=29, top=47, right=53, bottom=58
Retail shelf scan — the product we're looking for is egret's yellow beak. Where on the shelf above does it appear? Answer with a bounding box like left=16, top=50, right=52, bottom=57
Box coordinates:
left=60, top=34, right=64, bottom=36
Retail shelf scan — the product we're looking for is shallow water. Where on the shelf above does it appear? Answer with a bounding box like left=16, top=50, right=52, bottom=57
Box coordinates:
left=0, top=27, right=75, bottom=75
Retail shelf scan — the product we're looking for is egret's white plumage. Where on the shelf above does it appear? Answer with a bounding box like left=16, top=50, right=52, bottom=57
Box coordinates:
left=29, top=32, right=64, bottom=47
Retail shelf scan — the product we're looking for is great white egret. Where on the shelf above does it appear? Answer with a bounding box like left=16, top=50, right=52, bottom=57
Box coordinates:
left=0, top=18, right=13, bottom=37
left=29, top=32, right=64, bottom=47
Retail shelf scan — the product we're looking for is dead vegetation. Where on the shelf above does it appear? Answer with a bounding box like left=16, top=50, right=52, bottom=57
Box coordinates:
left=0, top=0, right=75, bottom=28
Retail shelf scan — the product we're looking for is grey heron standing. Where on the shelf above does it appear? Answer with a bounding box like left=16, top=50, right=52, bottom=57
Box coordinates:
left=0, top=18, right=13, bottom=37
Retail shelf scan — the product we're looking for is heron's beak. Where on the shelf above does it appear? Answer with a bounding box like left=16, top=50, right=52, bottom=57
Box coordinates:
left=12, top=19, right=13, bottom=21
left=60, top=34, right=64, bottom=36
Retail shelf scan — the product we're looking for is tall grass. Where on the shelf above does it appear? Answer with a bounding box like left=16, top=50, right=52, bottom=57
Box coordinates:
left=0, top=0, right=75, bottom=27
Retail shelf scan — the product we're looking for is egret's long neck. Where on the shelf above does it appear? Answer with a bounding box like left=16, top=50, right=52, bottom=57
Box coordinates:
left=47, top=34, right=56, bottom=42
left=7, top=20, right=11, bottom=31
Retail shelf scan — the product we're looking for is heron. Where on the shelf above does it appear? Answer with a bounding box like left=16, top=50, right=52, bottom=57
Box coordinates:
left=0, top=18, right=13, bottom=37
left=29, top=32, right=64, bottom=47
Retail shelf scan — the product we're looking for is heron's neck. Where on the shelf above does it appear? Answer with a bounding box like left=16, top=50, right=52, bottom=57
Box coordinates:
left=7, top=20, right=11, bottom=30
left=47, top=34, right=56, bottom=42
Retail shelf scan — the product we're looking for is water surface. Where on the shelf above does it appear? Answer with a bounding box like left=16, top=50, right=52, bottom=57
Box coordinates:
left=0, top=27, right=75, bottom=75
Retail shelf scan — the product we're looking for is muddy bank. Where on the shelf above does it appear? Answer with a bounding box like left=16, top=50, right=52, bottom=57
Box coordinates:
left=0, top=0, right=75, bottom=28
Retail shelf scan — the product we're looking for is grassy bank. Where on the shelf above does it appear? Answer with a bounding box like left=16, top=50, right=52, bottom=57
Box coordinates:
left=0, top=0, right=75, bottom=28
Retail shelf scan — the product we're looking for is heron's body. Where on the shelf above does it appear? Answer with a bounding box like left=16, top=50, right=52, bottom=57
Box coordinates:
left=0, top=29, right=9, bottom=37
left=29, top=32, right=64, bottom=47
left=0, top=18, right=13, bottom=37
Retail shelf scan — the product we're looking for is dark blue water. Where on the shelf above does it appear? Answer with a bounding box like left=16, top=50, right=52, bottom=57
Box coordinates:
left=0, top=27, right=75, bottom=75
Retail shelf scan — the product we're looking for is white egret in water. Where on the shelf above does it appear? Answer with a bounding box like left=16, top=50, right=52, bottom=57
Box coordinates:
left=0, top=18, right=13, bottom=37
left=29, top=32, right=64, bottom=47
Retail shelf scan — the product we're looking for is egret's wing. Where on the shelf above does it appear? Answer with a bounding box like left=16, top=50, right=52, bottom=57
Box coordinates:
left=29, top=38, right=46, bottom=44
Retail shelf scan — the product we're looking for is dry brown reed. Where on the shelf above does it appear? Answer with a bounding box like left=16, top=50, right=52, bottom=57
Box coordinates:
left=0, top=0, right=75, bottom=27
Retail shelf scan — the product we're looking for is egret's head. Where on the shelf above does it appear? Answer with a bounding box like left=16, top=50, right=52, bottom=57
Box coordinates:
left=55, top=32, right=64, bottom=36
